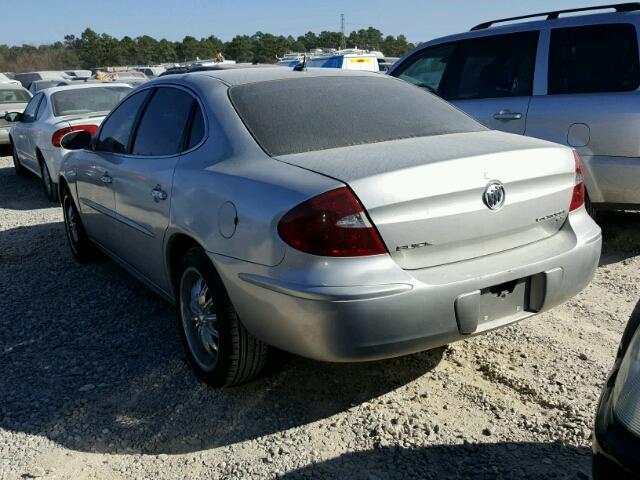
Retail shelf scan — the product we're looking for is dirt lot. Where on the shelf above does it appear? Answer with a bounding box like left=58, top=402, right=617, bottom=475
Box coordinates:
left=1, top=149, right=639, bottom=480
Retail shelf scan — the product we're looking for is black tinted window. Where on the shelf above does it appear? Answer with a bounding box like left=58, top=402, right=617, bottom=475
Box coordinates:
left=229, top=76, right=484, bottom=156
left=132, top=87, right=193, bottom=156
left=392, top=44, right=454, bottom=94
left=22, top=94, right=42, bottom=122
left=442, top=31, right=539, bottom=100
left=187, top=103, right=205, bottom=149
left=549, top=24, right=640, bottom=95
left=96, top=90, right=149, bottom=154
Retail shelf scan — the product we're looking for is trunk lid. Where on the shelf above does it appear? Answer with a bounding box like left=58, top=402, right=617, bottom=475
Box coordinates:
left=276, top=130, right=576, bottom=269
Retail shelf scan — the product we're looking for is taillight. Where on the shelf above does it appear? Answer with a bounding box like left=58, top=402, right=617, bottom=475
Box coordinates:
left=52, top=125, right=98, bottom=147
left=569, top=150, right=585, bottom=212
left=277, top=187, right=387, bottom=257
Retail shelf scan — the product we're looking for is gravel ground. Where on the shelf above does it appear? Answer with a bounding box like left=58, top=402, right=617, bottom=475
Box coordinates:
left=1, top=149, right=639, bottom=480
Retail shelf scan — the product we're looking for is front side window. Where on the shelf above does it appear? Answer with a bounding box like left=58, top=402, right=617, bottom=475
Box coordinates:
left=392, top=43, right=455, bottom=94
left=21, top=93, right=43, bottom=122
left=442, top=31, right=539, bottom=101
left=131, top=87, right=194, bottom=156
left=51, top=87, right=131, bottom=117
left=95, top=90, right=150, bottom=154
left=548, top=23, right=640, bottom=95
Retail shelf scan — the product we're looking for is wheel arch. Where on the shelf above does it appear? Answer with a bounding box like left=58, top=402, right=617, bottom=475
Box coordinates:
left=166, top=232, right=208, bottom=291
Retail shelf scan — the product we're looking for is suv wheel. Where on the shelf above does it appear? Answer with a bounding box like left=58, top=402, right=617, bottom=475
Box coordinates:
left=176, top=247, right=268, bottom=387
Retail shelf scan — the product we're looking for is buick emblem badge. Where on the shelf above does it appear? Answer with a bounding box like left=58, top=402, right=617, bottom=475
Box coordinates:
left=483, top=181, right=506, bottom=210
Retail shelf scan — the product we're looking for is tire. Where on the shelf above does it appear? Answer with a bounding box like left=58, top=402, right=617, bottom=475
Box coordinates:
left=62, top=186, right=96, bottom=263
left=10, top=139, right=27, bottom=177
left=175, top=247, right=268, bottom=387
left=39, top=155, right=58, bottom=202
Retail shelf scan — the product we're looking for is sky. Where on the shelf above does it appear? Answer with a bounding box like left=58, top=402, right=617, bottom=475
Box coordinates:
left=1, top=0, right=601, bottom=46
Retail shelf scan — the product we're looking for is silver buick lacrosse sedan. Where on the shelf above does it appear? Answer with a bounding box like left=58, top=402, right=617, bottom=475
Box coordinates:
left=57, top=67, right=602, bottom=386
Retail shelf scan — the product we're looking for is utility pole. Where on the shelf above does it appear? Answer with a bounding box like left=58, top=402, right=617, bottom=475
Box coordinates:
left=340, top=13, right=346, bottom=50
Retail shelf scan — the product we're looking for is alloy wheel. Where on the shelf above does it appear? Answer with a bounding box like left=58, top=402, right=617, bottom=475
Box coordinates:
left=179, top=267, right=220, bottom=372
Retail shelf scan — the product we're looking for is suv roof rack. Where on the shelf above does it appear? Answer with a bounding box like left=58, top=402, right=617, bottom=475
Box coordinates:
left=470, top=3, right=640, bottom=30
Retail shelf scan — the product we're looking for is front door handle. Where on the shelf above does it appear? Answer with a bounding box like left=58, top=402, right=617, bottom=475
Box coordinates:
left=493, top=109, right=522, bottom=121
left=151, top=185, right=168, bottom=202
left=100, top=173, right=113, bottom=184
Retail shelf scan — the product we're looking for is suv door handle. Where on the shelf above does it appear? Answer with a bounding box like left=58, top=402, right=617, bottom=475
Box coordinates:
left=493, top=109, right=522, bottom=121
left=100, top=173, right=113, bottom=184
left=151, top=185, right=168, bottom=202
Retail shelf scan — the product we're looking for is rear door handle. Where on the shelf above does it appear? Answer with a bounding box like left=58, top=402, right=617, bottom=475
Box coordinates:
left=151, top=185, right=168, bottom=202
left=100, top=173, right=112, bottom=184
left=493, top=110, right=522, bottom=121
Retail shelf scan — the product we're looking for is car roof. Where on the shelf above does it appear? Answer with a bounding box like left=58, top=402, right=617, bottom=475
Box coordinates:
left=43, top=82, right=132, bottom=95
left=0, top=83, right=29, bottom=91
left=175, top=66, right=381, bottom=86
left=422, top=9, right=640, bottom=46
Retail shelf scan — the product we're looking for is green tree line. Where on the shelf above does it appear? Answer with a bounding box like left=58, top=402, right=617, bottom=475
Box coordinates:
left=0, top=27, right=415, bottom=72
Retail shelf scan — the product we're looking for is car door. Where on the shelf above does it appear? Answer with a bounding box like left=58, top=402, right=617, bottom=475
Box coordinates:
left=12, top=93, right=43, bottom=170
left=443, top=31, right=540, bottom=134
left=525, top=23, right=640, bottom=205
left=391, top=31, right=539, bottom=135
left=107, top=86, right=199, bottom=292
left=75, top=89, right=151, bottom=251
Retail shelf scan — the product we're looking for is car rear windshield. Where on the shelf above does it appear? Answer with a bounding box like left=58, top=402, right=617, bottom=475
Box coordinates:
left=0, top=88, right=31, bottom=104
left=228, top=76, right=485, bottom=156
left=51, top=87, right=131, bottom=117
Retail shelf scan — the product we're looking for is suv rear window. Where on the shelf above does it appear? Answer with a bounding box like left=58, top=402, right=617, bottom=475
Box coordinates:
left=548, top=23, right=640, bottom=95
left=229, top=76, right=484, bottom=156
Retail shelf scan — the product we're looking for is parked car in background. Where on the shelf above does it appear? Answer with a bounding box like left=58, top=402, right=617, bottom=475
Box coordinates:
left=593, top=300, right=640, bottom=479
left=389, top=3, right=640, bottom=216
left=135, top=66, right=166, bottom=78
left=0, top=72, right=22, bottom=86
left=5, top=83, right=132, bottom=200
left=28, top=79, right=70, bottom=95
left=159, top=66, right=190, bottom=76
left=64, top=70, right=92, bottom=79
left=0, top=84, right=31, bottom=145
left=14, top=71, right=68, bottom=89
left=96, top=70, right=148, bottom=87
left=57, top=68, right=601, bottom=387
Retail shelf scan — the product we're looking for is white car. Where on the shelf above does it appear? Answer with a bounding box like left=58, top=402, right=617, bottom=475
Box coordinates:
left=6, top=83, right=132, bottom=201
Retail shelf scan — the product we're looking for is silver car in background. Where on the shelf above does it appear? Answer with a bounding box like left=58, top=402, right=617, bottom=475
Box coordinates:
left=58, top=68, right=602, bottom=387
left=6, top=83, right=132, bottom=201
left=0, top=84, right=31, bottom=145
left=388, top=3, right=640, bottom=215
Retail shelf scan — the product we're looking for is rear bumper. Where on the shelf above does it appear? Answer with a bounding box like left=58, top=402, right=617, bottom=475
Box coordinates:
left=582, top=154, right=640, bottom=206
left=210, top=208, right=601, bottom=362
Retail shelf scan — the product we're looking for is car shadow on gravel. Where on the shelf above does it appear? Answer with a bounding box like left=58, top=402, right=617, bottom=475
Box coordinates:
left=0, top=164, right=53, bottom=211
left=599, top=210, right=640, bottom=266
left=279, top=442, right=592, bottom=480
left=0, top=219, right=444, bottom=455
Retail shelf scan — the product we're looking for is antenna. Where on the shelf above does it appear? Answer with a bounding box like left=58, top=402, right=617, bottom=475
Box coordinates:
left=340, top=13, right=346, bottom=50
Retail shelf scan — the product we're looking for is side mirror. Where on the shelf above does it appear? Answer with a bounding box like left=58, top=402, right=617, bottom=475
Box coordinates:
left=4, top=112, right=22, bottom=122
left=60, top=129, right=92, bottom=150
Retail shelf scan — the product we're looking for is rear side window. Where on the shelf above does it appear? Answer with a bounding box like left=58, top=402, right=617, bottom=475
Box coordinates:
left=229, top=76, right=485, bottom=156
left=442, top=31, right=539, bottom=101
left=131, top=87, right=194, bottom=156
left=548, top=24, right=640, bottom=95
left=21, top=93, right=42, bottom=122
left=96, top=90, right=149, bottom=154
left=187, top=104, right=205, bottom=149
